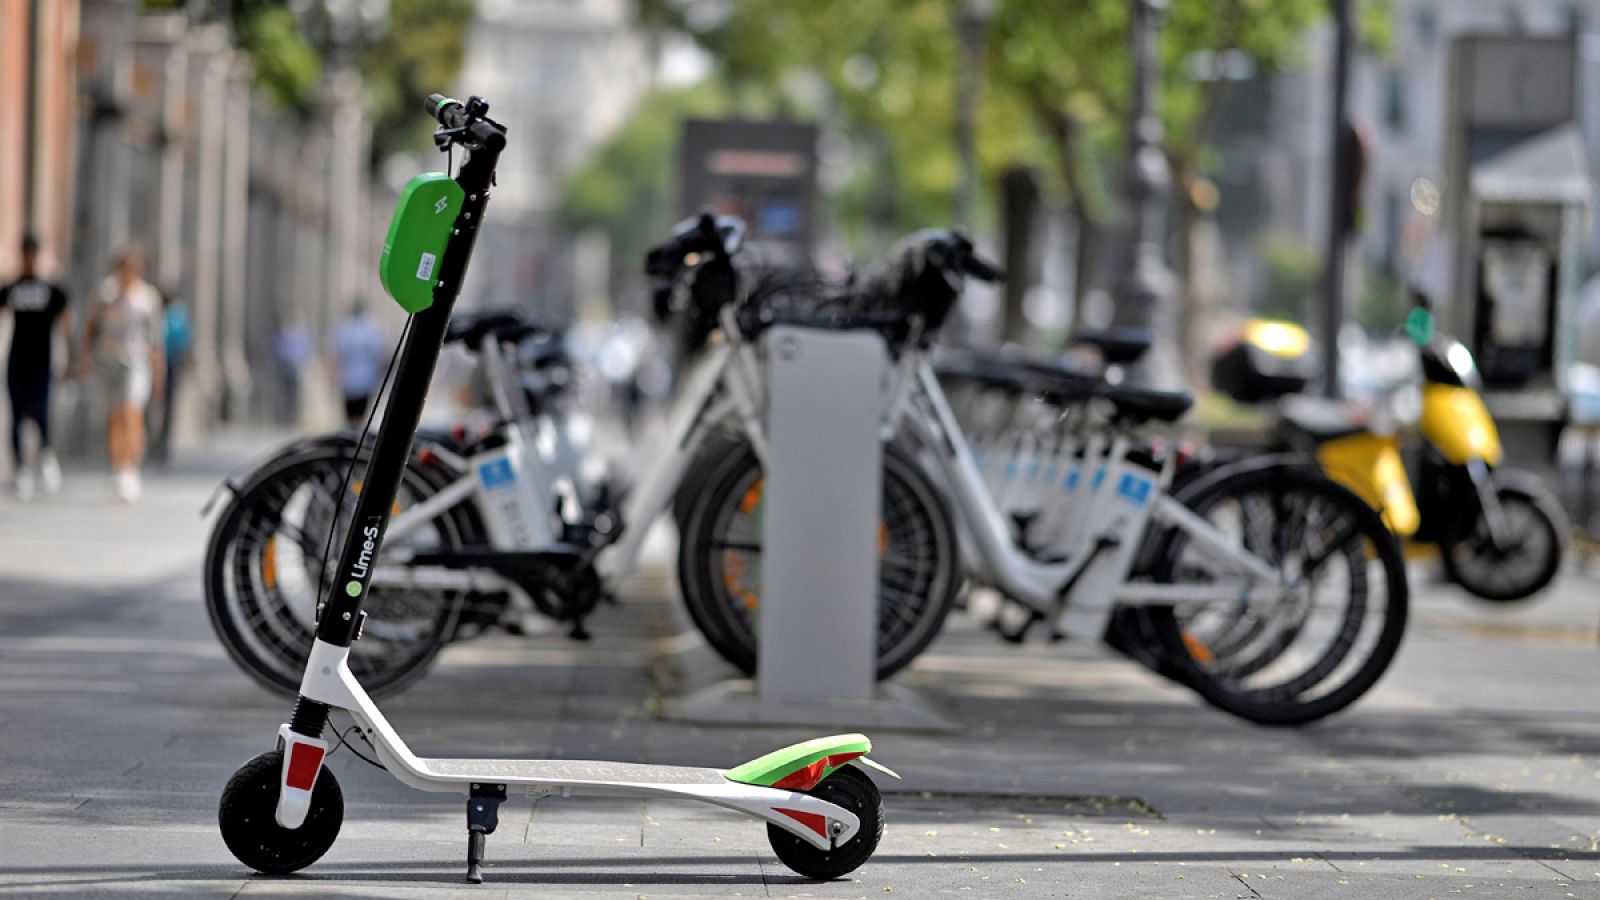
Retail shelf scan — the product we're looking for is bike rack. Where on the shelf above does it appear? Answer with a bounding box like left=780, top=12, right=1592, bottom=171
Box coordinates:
left=669, top=326, right=955, bottom=731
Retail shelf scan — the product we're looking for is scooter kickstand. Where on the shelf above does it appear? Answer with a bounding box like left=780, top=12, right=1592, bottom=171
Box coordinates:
left=465, top=783, right=508, bottom=884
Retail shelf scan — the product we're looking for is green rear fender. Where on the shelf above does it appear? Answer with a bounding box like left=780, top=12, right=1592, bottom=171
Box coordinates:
left=725, top=733, right=897, bottom=791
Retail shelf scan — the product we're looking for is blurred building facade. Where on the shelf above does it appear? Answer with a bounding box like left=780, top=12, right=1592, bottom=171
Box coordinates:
left=0, top=0, right=79, bottom=278
left=456, top=0, right=650, bottom=319
left=1, top=0, right=383, bottom=458
left=1265, top=0, right=1600, bottom=289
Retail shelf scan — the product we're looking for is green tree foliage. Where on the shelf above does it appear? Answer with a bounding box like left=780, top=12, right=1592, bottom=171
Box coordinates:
left=630, top=0, right=1385, bottom=241
left=143, top=1, right=473, bottom=161
left=361, top=0, right=476, bottom=164
left=559, top=81, right=738, bottom=278
left=239, top=4, right=324, bottom=109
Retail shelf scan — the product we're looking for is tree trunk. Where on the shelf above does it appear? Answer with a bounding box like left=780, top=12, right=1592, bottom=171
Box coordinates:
left=1042, top=108, right=1101, bottom=331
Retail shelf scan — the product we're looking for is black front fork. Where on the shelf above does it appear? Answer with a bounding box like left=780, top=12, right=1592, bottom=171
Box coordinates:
left=287, top=143, right=500, bottom=739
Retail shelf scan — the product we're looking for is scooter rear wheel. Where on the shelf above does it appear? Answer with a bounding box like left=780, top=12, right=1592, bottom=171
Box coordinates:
left=219, top=750, right=343, bottom=875
left=767, top=765, right=883, bottom=881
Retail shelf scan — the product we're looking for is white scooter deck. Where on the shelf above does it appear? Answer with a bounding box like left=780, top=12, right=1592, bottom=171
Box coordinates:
left=278, top=639, right=878, bottom=853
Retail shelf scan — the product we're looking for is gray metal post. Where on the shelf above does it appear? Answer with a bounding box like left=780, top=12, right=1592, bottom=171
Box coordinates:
left=1110, top=0, right=1179, bottom=387
left=218, top=61, right=251, bottom=420
left=1321, top=0, right=1354, bottom=398
left=757, top=327, right=884, bottom=702
left=188, top=42, right=226, bottom=430
left=953, top=0, right=995, bottom=229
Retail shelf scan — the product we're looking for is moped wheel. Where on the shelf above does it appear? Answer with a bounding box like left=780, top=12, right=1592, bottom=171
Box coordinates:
left=1139, top=464, right=1409, bottom=726
left=677, top=441, right=960, bottom=679
left=204, top=445, right=470, bottom=699
left=1440, top=472, right=1568, bottom=603
left=219, top=751, right=342, bottom=875
left=768, top=765, right=883, bottom=881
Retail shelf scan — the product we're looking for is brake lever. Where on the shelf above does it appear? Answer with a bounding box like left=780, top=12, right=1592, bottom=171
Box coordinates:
left=434, top=126, right=468, bottom=151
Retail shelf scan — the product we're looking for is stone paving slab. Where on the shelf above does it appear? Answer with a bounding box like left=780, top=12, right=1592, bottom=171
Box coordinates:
left=6, top=446, right=1600, bottom=897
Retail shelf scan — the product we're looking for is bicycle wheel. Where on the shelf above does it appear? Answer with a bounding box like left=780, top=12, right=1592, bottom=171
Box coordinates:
left=1440, top=469, right=1567, bottom=603
left=1138, top=463, right=1408, bottom=726
left=204, top=445, right=471, bottom=698
left=676, top=441, right=960, bottom=679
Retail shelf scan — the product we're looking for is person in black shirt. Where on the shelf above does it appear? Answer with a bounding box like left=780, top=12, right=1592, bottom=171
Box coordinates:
left=1, top=234, right=72, bottom=499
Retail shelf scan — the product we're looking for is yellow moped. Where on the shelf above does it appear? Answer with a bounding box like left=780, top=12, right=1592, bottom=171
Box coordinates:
left=1213, top=304, right=1568, bottom=603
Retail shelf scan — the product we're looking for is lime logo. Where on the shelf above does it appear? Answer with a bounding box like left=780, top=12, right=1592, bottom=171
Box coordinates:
left=434, top=197, right=449, bottom=214
left=345, top=581, right=362, bottom=597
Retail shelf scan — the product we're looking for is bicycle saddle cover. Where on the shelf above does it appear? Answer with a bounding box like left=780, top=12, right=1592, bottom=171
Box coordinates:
left=445, top=308, right=550, bottom=349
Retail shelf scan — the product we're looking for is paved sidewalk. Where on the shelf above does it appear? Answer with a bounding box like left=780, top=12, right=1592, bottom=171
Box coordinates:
left=4, top=442, right=1600, bottom=897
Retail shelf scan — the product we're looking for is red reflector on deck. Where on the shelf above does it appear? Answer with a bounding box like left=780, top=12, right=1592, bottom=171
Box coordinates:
left=775, top=807, right=829, bottom=837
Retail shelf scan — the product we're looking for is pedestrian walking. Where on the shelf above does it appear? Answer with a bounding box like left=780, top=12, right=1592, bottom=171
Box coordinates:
left=0, top=234, right=72, bottom=499
left=79, top=246, right=164, bottom=503
left=273, top=317, right=311, bottom=425
left=151, top=286, right=191, bottom=463
left=329, top=300, right=387, bottom=426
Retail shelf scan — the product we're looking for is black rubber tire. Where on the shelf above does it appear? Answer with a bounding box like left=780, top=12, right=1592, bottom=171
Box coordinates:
left=1138, top=464, right=1409, bottom=726
left=1440, top=470, right=1568, bottom=603
left=767, top=765, right=883, bottom=881
left=203, top=443, right=472, bottom=699
left=671, top=428, right=745, bottom=529
left=676, top=440, right=960, bottom=680
left=219, top=750, right=342, bottom=875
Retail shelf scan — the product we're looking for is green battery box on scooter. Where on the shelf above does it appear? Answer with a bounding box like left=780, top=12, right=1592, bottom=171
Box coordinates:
left=379, top=172, right=465, bottom=313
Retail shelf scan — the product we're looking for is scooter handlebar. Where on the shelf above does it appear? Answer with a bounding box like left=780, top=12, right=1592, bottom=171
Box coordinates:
left=425, top=93, right=506, bottom=151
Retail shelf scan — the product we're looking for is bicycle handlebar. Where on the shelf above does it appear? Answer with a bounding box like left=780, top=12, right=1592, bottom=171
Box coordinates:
left=425, top=93, right=507, bottom=151
left=964, top=253, right=1004, bottom=283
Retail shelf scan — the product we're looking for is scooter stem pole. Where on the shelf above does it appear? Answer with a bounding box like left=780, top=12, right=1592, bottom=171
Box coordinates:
left=314, top=144, right=499, bottom=650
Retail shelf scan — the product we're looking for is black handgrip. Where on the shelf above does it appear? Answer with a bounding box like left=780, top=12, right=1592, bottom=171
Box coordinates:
left=424, top=93, right=507, bottom=151
left=425, top=93, right=457, bottom=125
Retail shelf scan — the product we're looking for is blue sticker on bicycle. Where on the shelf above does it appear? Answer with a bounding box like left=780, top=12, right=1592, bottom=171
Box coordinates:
left=1117, top=472, right=1152, bottom=506
left=478, top=457, right=515, bottom=489
left=1064, top=470, right=1080, bottom=491
left=1091, top=467, right=1105, bottom=490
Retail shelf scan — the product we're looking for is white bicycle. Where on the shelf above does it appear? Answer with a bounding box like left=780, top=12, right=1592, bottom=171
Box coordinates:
left=680, top=233, right=1409, bottom=726
left=202, top=216, right=961, bottom=697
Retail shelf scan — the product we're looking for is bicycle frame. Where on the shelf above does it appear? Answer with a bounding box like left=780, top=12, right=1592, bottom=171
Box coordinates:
left=375, top=304, right=770, bottom=590
left=896, top=355, right=1290, bottom=640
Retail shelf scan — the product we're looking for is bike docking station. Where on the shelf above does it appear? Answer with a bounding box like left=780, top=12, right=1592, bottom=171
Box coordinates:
left=668, top=324, right=957, bottom=732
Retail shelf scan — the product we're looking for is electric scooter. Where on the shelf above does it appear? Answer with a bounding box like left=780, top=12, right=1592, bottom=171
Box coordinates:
left=218, top=94, right=891, bottom=884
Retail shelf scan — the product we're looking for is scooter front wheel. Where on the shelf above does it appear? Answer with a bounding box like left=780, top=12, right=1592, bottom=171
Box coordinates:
left=767, top=765, right=884, bottom=881
left=219, top=751, right=343, bottom=875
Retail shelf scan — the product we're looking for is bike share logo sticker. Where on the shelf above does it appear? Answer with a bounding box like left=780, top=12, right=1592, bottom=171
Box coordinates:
left=478, top=457, right=515, bottom=489
left=416, top=252, right=438, bottom=282
left=1116, top=472, right=1152, bottom=507
left=346, top=517, right=384, bottom=596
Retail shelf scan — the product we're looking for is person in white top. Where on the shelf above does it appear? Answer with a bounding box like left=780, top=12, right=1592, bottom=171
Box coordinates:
left=79, top=247, right=165, bottom=502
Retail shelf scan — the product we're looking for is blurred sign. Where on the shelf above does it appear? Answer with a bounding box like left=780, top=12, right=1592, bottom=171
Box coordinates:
left=1443, top=33, right=1591, bottom=444
left=1459, top=37, right=1576, bottom=129
left=680, top=119, right=818, bottom=265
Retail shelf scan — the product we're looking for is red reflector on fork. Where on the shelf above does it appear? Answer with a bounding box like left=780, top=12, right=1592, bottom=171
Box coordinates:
left=286, top=742, right=325, bottom=790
